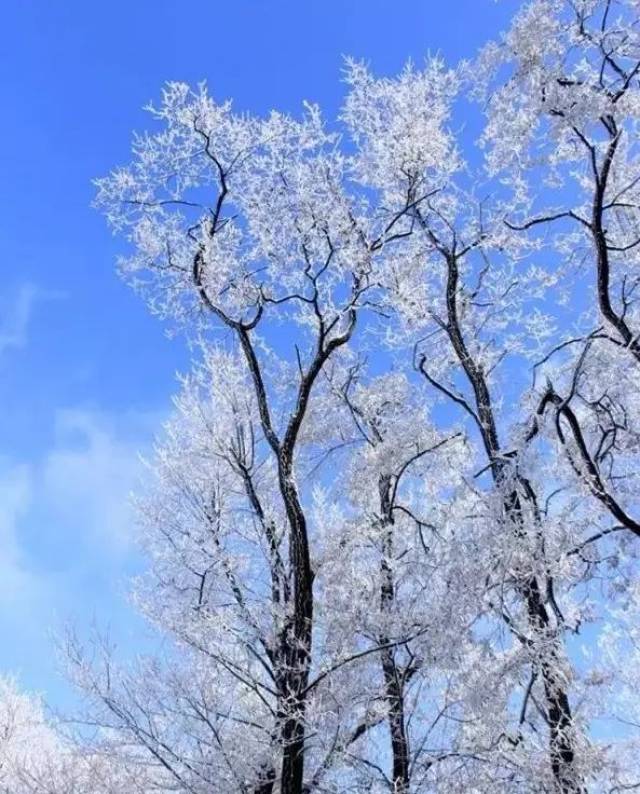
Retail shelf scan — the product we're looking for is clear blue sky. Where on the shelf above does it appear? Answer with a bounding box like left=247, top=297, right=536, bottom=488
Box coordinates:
left=0, top=0, right=517, bottom=707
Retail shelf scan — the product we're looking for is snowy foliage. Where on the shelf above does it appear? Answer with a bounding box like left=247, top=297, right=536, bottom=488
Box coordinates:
left=6, top=1, right=640, bottom=792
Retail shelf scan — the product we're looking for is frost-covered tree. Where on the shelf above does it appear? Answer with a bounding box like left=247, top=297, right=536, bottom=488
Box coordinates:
left=50, top=2, right=640, bottom=792
left=0, top=675, right=60, bottom=790
left=341, top=54, right=595, bottom=790
left=0, top=675, right=151, bottom=794
left=92, top=78, right=449, bottom=792
left=474, top=1, right=640, bottom=789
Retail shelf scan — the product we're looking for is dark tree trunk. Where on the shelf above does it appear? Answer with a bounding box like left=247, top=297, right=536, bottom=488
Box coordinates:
left=278, top=465, right=314, bottom=794
left=380, top=646, right=410, bottom=793
left=254, top=764, right=277, bottom=794
left=194, top=168, right=357, bottom=794
left=417, top=249, right=583, bottom=793
left=378, top=475, right=411, bottom=794
left=281, top=707, right=307, bottom=794
left=521, top=573, right=580, bottom=793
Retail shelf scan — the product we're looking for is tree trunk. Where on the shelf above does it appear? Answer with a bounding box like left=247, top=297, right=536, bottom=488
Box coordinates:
left=281, top=705, right=307, bottom=794
left=521, top=574, right=580, bottom=793
left=254, top=764, right=277, bottom=794
left=426, top=250, right=583, bottom=792
left=278, top=466, right=314, bottom=794
left=380, top=647, right=410, bottom=793
left=379, top=475, right=411, bottom=794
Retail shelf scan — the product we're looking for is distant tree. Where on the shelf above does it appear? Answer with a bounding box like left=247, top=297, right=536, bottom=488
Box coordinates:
left=0, top=675, right=151, bottom=793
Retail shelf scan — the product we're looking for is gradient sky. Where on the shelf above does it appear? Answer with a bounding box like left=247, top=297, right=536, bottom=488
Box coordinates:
left=0, top=0, right=518, bottom=708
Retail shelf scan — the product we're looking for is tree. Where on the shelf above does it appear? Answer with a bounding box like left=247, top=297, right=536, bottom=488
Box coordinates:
left=93, top=82, right=437, bottom=792
left=51, top=2, right=640, bottom=791
left=478, top=0, right=640, bottom=539
left=0, top=675, right=151, bottom=794
left=342, top=56, right=592, bottom=790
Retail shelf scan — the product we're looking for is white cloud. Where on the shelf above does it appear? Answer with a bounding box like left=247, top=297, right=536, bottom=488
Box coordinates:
left=0, top=407, right=162, bottom=701
left=0, top=407, right=159, bottom=628
left=0, top=284, right=66, bottom=358
left=0, top=462, right=41, bottom=604
left=40, top=408, right=151, bottom=554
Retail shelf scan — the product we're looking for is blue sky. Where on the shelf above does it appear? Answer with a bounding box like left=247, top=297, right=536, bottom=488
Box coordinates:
left=0, top=0, right=517, bottom=708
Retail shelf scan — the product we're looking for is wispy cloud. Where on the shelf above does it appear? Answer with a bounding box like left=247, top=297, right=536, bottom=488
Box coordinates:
left=0, top=284, right=66, bottom=358
left=0, top=407, right=161, bottom=700
left=0, top=462, right=41, bottom=604
left=0, top=406, right=159, bottom=625
left=40, top=408, right=154, bottom=553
